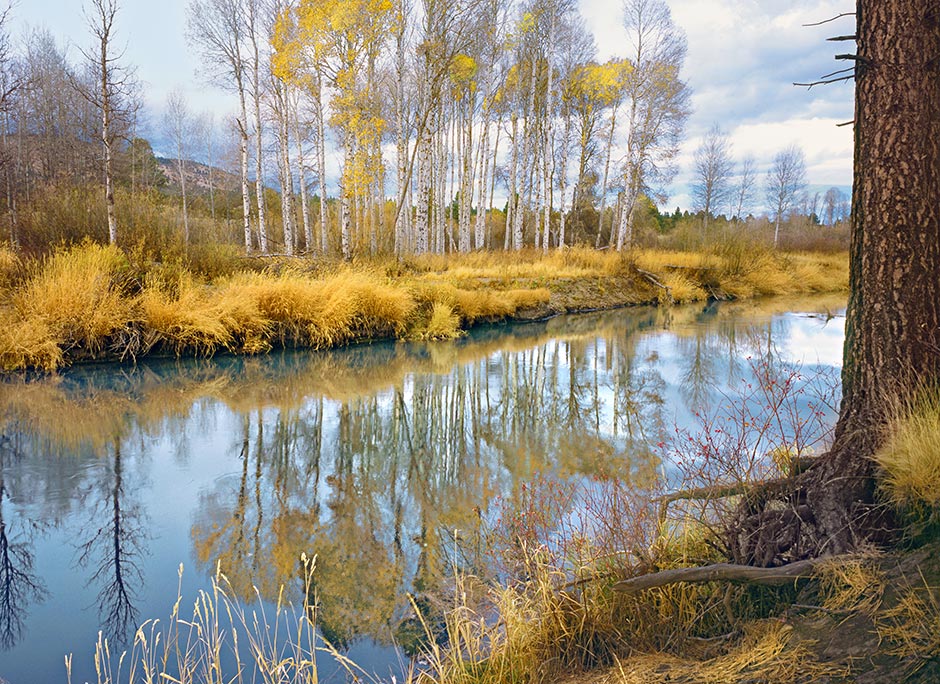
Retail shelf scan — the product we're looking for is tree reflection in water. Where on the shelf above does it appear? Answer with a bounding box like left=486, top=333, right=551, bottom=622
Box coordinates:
left=0, top=433, right=47, bottom=649
left=76, top=441, right=148, bottom=642
left=0, top=296, right=846, bottom=668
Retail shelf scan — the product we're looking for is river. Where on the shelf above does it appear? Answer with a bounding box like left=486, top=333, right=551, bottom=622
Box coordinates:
left=0, top=295, right=846, bottom=683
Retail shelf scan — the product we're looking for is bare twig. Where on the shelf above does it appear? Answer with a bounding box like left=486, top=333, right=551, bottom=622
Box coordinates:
left=794, top=75, right=855, bottom=88
left=803, top=13, right=855, bottom=27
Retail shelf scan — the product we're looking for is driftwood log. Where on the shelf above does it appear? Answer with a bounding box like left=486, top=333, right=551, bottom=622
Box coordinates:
left=612, top=556, right=835, bottom=595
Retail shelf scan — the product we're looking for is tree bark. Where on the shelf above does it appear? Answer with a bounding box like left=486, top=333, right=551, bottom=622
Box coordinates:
left=819, top=0, right=940, bottom=549
left=732, top=1, right=940, bottom=564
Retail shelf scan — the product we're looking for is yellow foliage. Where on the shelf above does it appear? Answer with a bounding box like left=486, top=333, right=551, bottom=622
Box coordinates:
left=449, top=53, right=478, bottom=88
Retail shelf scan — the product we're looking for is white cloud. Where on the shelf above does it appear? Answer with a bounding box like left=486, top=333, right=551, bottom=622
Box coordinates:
left=580, top=0, right=854, bottom=209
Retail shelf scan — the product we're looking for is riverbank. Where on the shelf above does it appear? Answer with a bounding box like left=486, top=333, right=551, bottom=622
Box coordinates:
left=0, top=242, right=848, bottom=372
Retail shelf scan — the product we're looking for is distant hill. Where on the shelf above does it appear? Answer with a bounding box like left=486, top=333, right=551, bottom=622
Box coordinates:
left=156, top=157, right=242, bottom=196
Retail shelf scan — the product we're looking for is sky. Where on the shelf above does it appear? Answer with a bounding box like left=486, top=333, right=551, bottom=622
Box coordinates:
left=14, top=0, right=855, bottom=212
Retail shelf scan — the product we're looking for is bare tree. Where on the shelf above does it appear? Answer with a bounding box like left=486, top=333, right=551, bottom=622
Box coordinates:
left=765, top=144, right=806, bottom=247
left=164, top=89, right=193, bottom=244
left=823, top=186, right=846, bottom=227
left=78, top=0, right=138, bottom=246
left=0, top=446, right=46, bottom=650
left=691, top=124, right=733, bottom=235
left=615, top=0, right=690, bottom=251
left=187, top=0, right=254, bottom=253
left=77, top=443, right=147, bottom=641
left=731, top=154, right=758, bottom=221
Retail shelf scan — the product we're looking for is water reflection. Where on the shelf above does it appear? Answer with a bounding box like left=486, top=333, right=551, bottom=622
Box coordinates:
left=0, top=438, right=46, bottom=649
left=0, top=295, right=846, bottom=683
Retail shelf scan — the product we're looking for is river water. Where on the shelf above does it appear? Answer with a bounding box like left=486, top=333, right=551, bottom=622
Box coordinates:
left=0, top=296, right=846, bottom=683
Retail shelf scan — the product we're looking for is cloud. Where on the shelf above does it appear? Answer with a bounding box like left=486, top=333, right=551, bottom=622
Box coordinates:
left=580, top=0, right=854, bottom=209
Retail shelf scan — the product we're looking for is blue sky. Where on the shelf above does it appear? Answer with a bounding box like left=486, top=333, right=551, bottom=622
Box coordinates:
left=16, top=0, right=854, bottom=210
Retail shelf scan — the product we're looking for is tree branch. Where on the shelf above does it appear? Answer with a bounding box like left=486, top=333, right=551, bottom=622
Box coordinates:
left=803, top=13, right=855, bottom=27
left=612, top=557, right=835, bottom=594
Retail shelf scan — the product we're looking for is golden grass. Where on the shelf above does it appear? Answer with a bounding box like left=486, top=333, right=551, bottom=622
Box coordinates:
left=140, top=268, right=416, bottom=356
left=421, top=302, right=462, bottom=340
left=876, top=583, right=940, bottom=663
left=874, top=387, right=940, bottom=508
left=0, top=242, right=135, bottom=370
left=660, top=272, right=707, bottom=304
left=0, top=244, right=19, bottom=290
left=76, top=558, right=382, bottom=684
left=816, top=552, right=885, bottom=616
left=609, top=621, right=846, bottom=684
left=0, top=244, right=847, bottom=371
left=407, top=247, right=626, bottom=282
left=0, top=313, right=64, bottom=372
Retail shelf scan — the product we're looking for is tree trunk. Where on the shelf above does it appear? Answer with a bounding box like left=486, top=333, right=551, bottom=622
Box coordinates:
left=99, top=34, right=117, bottom=245
left=826, top=0, right=940, bottom=536
left=731, top=1, right=940, bottom=565
left=290, top=89, right=312, bottom=253
left=316, top=72, right=328, bottom=254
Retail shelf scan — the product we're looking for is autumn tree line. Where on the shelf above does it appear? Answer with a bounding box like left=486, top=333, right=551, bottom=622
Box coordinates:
left=0, top=0, right=849, bottom=259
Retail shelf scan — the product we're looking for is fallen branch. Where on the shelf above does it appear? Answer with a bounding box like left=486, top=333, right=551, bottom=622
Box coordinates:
left=613, top=557, right=831, bottom=594
left=634, top=266, right=673, bottom=304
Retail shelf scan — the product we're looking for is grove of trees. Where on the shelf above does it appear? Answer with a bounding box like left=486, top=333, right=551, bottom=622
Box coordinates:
left=0, top=0, right=849, bottom=259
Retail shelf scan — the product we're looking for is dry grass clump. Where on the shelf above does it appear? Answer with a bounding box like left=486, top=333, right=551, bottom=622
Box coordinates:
left=452, top=287, right=550, bottom=322
left=609, top=620, right=844, bottom=684
left=142, top=268, right=416, bottom=356
left=632, top=246, right=847, bottom=302
left=421, top=301, right=462, bottom=340
left=410, top=282, right=550, bottom=338
left=229, top=268, right=414, bottom=347
left=140, top=273, right=268, bottom=356
left=77, top=559, right=368, bottom=684
left=0, top=244, right=20, bottom=290
left=0, top=314, right=64, bottom=372
left=659, top=272, right=707, bottom=304
left=815, top=552, right=886, bottom=616
left=876, top=583, right=940, bottom=664
left=874, top=388, right=940, bottom=509
left=0, top=242, right=136, bottom=370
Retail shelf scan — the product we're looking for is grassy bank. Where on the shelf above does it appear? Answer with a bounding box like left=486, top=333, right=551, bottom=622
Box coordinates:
left=0, top=242, right=848, bottom=372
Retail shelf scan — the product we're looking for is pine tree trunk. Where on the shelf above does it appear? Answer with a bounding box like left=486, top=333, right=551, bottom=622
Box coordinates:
left=732, top=0, right=940, bottom=564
